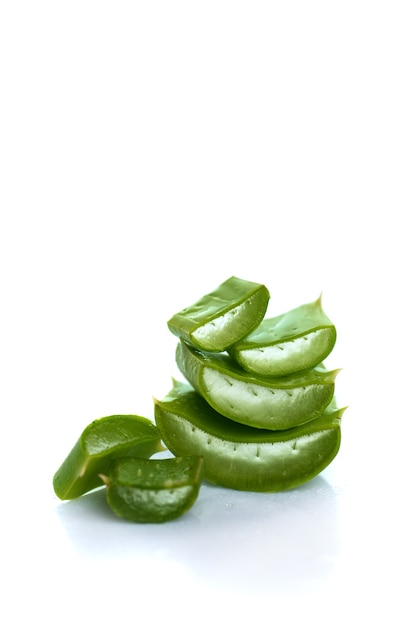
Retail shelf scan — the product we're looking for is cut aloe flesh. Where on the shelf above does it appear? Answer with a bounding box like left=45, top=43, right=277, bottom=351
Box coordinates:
left=154, top=380, right=344, bottom=492
left=53, top=415, right=164, bottom=500
left=101, top=455, right=204, bottom=523
left=167, top=276, right=270, bottom=352
left=176, top=339, right=338, bottom=430
left=228, top=295, right=337, bottom=377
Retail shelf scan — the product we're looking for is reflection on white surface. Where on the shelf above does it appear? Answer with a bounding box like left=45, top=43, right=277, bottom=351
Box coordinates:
left=55, top=475, right=339, bottom=594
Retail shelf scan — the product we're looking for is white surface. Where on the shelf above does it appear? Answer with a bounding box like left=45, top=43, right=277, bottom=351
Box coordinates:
left=1, top=2, right=417, bottom=624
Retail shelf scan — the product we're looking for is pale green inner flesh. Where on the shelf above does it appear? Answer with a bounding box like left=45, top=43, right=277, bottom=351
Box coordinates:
left=192, top=300, right=247, bottom=343
left=202, top=368, right=330, bottom=428
left=111, top=484, right=194, bottom=509
left=158, top=408, right=339, bottom=490
left=237, top=328, right=332, bottom=375
left=168, top=414, right=330, bottom=463
left=191, top=295, right=259, bottom=350
left=108, top=483, right=197, bottom=521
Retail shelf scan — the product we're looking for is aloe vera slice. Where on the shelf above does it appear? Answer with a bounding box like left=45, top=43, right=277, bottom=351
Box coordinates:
left=176, top=339, right=338, bottom=430
left=53, top=415, right=164, bottom=500
left=154, top=380, right=344, bottom=492
left=228, top=295, right=336, bottom=377
left=167, top=276, right=270, bottom=352
left=100, top=455, right=204, bottom=523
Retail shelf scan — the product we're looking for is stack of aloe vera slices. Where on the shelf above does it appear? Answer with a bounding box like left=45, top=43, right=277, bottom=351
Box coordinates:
left=53, top=276, right=344, bottom=524
left=155, top=276, right=345, bottom=492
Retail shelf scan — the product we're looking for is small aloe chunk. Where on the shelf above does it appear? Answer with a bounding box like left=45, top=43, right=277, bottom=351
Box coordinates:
left=53, top=415, right=164, bottom=500
left=176, top=339, right=339, bottom=430
left=228, top=295, right=336, bottom=377
left=167, top=276, right=270, bottom=352
left=100, top=455, right=204, bottom=523
left=154, top=380, right=345, bottom=492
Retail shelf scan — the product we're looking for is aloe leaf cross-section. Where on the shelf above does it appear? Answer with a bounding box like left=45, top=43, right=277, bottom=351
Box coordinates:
left=101, top=455, right=204, bottom=523
left=176, top=339, right=339, bottom=430
left=228, top=295, right=336, bottom=377
left=154, top=380, right=344, bottom=492
left=167, top=276, right=270, bottom=352
left=53, top=414, right=164, bottom=500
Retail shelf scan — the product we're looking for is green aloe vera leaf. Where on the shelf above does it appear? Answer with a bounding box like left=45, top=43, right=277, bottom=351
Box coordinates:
left=53, top=415, right=164, bottom=500
left=228, top=295, right=337, bottom=377
left=176, top=339, right=339, bottom=430
left=100, top=455, right=204, bottom=523
left=167, top=276, right=270, bottom=352
left=154, top=380, right=345, bottom=492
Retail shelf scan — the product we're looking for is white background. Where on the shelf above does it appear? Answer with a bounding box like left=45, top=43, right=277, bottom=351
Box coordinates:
left=1, top=1, right=417, bottom=624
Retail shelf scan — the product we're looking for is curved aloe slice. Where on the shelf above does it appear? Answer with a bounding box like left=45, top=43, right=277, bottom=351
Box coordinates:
left=176, top=339, right=338, bottom=430
left=228, top=295, right=336, bottom=377
left=100, top=455, right=204, bottom=523
left=53, top=415, right=164, bottom=500
left=154, top=380, right=344, bottom=492
left=167, top=276, right=270, bottom=352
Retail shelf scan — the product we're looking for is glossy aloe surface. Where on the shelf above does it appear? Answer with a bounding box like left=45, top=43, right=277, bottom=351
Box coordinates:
left=167, top=276, right=270, bottom=352
left=228, top=295, right=336, bottom=377
left=176, top=339, right=338, bottom=430
left=53, top=415, right=163, bottom=500
left=154, top=380, right=344, bottom=492
left=101, top=455, right=204, bottom=523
